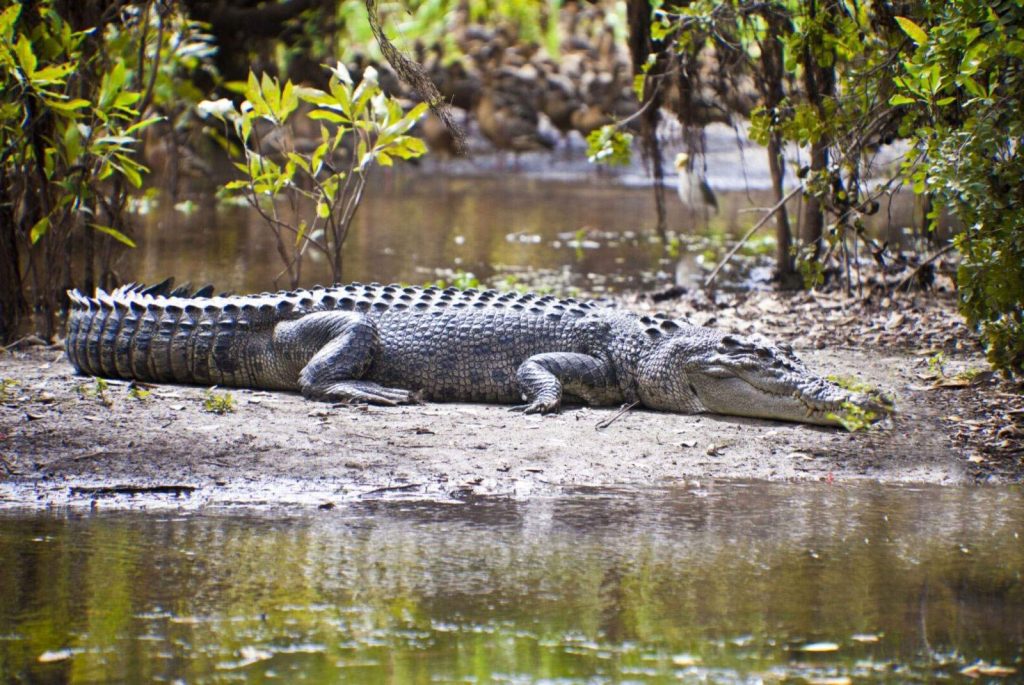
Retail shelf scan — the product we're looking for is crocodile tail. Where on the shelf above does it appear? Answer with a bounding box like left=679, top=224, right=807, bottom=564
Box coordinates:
left=67, top=288, right=213, bottom=384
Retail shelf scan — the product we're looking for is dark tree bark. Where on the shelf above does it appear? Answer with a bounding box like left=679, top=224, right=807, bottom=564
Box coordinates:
left=799, top=0, right=837, bottom=258
left=756, top=7, right=800, bottom=287
left=0, top=177, right=27, bottom=343
left=627, top=0, right=667, bottom=241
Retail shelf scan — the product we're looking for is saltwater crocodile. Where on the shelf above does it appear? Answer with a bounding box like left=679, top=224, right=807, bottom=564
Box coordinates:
left=65, top=282, right=887, bottom=426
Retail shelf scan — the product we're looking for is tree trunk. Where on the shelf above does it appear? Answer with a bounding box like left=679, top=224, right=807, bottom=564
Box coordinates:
left=799, top=0, right=837, bottom=258
left=757, top=8, right=798, bottom=287
left=767, top=136, right=801, bottom=289
left=627, top=0, right=667, bottom=242
left=0, top=180, right=26, bottom=343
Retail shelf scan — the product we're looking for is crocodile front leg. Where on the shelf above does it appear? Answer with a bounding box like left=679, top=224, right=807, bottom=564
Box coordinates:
left=514, top=352, right=621, bottom=414
left=274, top=311, right=418, bottom=405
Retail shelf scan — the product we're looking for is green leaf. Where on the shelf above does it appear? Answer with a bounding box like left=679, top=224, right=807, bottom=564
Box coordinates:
left=91, top=224, right=137, bottom=248
left=895, top=16, right=928, bottom=46
left=280, top=80, right=298, bottom=120
left=125, top=115, right=163, bottom=135
left=586, top=126, right=633, bottom=167
left=14, top=35, right=36, bottom=76
left=285, top=152, right=310, bottom=174
left=406, top=101, right=429, bottom=122
left=632, top=74, right=645, bottom=102
left=888, top=93, right=916, bottom=106
left=98, top=61, right=128, bottom=110
left=45, top=97, right=91, bottom=114
left=260, top=72, right=281, bottom=118
left=316, top=201, right=330, bottom=219
left=31, top=63, right=74, bottom=85
left=29, top=216, right=50, bottom=244
left=113, top=153, right=146, bottom=187
left=308, top=109, right=347, bottom=124
left=0, top=5, right=22, bottom=41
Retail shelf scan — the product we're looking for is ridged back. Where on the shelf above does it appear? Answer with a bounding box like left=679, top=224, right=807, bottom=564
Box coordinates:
left=65, top=282, right=618, bottom=384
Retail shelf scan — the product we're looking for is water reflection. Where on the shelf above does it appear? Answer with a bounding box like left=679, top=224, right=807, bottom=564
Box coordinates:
left=129, top=168, right=928, bottom=296
left=1, top=482, right=1021, bottom=683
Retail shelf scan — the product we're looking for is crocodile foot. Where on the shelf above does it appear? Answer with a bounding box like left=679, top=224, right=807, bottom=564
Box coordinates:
left=510, top=397, right=561, bottom=414
left=305, top=381, right=422, bottom=406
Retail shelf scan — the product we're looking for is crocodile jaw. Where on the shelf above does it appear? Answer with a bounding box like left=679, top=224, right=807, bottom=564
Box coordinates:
left=638, top=332, right=889, bottom=427
left=694, top=374, right=870, bottom=426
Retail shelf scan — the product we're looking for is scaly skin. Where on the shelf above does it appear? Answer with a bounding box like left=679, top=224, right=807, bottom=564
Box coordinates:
left=65, top=282, right=890, bottom=426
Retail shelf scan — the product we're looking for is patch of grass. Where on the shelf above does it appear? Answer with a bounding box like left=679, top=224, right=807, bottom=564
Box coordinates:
left=954, top=366, right=986, bottom=382
left=497, top=274, right=531, bottom=293
left=666, top=235, right=682, bottom=259
left=0, top=378, right=19, bottom=402
left=740, top=233, right=777, bottom=257
left=77, top=377, right=112, bottom=407
left=202, top=388, right=235, bottom=414
left=128, top=384, right=151, bottom=401
left=431, top=270, right=481, bottom=290
left=927, top=351, right=947, bottom=377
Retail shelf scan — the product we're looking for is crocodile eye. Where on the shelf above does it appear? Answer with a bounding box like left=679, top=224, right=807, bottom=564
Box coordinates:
left=718, top=335, right=745, bottom=352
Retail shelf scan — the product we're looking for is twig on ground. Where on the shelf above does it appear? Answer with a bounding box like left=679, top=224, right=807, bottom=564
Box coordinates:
left=0, top=335, right=49, bottom=353
left=596, top=401, right=639, bottom=431
left=359, top=483, right=423, bottom=497
left=70, top=484, right=196, bottom=496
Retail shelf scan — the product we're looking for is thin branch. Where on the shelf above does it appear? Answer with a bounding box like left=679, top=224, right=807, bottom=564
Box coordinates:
left=704, top=185, right=804, bottom=288
left=595, top=401, right=640, bottom=431
left=136, top=3, right=165, bottom=117
left=895, top=243, right=956, bottom=292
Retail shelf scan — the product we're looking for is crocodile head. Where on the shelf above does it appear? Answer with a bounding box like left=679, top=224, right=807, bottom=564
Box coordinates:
left=638, top=331, right=891, bottom=426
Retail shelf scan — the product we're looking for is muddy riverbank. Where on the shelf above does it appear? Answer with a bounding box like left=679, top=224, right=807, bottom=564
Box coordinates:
left=1, top=289, right=1021, bottom=510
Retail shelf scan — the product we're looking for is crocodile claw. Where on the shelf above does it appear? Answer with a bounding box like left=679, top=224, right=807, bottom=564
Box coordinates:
left=510, top=399, right=560, bottom=414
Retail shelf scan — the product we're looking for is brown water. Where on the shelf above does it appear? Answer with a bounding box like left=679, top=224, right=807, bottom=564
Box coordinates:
left=1, top=482, right=1022, bottom=683
left=127, top=165, right=923, bottom=296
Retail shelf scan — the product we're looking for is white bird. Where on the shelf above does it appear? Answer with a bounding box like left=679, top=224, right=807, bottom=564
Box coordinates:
left=674, top=152, right=718, bottom=215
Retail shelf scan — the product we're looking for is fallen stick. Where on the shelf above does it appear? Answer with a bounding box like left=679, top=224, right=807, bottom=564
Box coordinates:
left=70, top=484, right=196, bottom=496
left=595, top=401, right=639, bottom=431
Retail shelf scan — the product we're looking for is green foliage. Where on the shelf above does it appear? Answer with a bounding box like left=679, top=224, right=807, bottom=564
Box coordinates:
left=585, top=125, right=633, bottom=166
left=200, top=63, right=428, bottom=288
left=202, top=388, right=235, bottom=415
left=327, top=0, right=569, bottom=66
left=656, top=1, right=1024, bottom=378
left=0, top=2, right=215, bottom=340
left=826, top=400, right=879, bottom=433
left=0, top=378, right=19, bottom=402
left=889, top=2, right=1024, bottom=377
left=0, top=4, right=156, bottom=237
left=77, top=377, right=112, bottom=407
left=127, top=384, right=151, bottom=401
left=927, top=351, right=947, bottom=378
left=666, top=235, right=682, bottom=260
left=431, top=270, right=481, bottom=290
